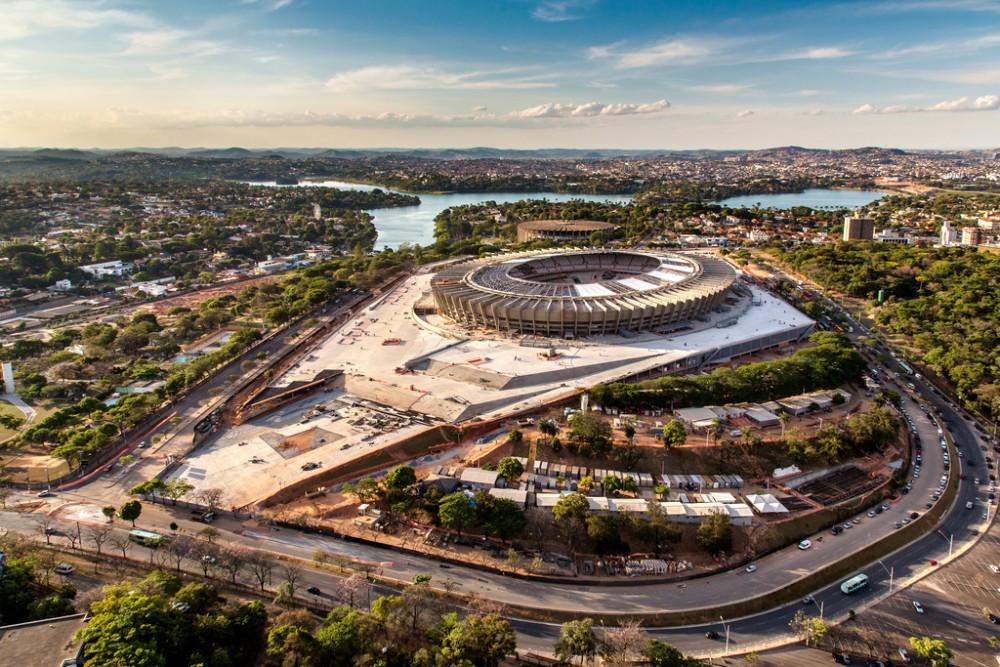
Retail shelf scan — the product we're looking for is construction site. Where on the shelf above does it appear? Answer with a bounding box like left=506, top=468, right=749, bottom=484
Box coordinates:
left=166, top=253, right=816, bottom=509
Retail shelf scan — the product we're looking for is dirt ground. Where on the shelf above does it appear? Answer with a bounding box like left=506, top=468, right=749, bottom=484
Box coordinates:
left=3, top=450, right=72, bottom=485
left=129, top=276, right=280, bottom=322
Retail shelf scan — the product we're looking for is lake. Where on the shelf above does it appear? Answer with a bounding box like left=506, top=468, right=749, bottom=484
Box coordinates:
left=714, top=188, right=888, bottom=210
left=252, top=181, right=887, bottom=248
left=251, top=180, right=632, bottom=249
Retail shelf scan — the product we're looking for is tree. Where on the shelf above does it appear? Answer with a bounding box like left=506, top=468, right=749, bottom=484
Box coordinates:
left=696, top=509, right=732, bottom=554
left=496, top=457, right=524, bottom=484
left=129, top=479, right=165, bottom=498
left=86, top=524, right=112, bottom=556
left=74, top=592, right=170, bottom=667
left=386, top=464, right=416, bottom=490
left=438, top=492, right=476, bottom=536
left=616, top=442, right=643, bottom=470
left=161, top=479, right=194, bottom=505
left=101, top=505, right=116, bottom=522
left=601, top=619, right=646, bottom=667
left=279, top=563, right=304, bottom=599
left=474, top=492, right=527, bottom=542
left=662, top=419, right=687, bottom=449
left=247, top=551, right=276, bottom=591
left=789, top=610, right=829, bottom=646
left=555, top=618, right=598, bottom=666
left=119, top=499, right=142, bottom=527
left=508, top=428, right=523, bottom=444
left=197, top=526, right=220, bottom=545
left=217, top=546, right=247, bottom=584
left=602, top=474, right=622, bottom=496
left=778, top=410, right=790, bottom=436
left=538, top=419, right=558, bottom=437
left=343, top=477, right=382, bottom=503
left=909, top=637, right=953, bottom=667
left=553, top=492, right=590, bottom=523
left=709, top=418, right=724, bottom=446
left=440, top=613, right=517, bottom=667
left=567, top=411, right=613, bottom=457
left=196, top=487, right=225, bottom=511
left=587, top=513, right=627, bottom=555
left=744, top=651, right=761, bottom=667
left=644, top=639, right=702, bottom=667
left=110, top=533, right=132, bottom=560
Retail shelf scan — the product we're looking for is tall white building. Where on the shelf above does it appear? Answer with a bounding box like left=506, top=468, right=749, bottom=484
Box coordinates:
left=940, top=220, right=958, bottom=246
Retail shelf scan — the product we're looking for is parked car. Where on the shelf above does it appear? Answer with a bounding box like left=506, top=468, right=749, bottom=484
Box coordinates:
left=705, top=630, right=720, bottom=639
left=53, top=563, right=74, bottom=575
left=912, top=600, right=924, bottom=613
left=745, top=564, right=757, bottom=573
left=306, top=586, right=322, bottom=595
left=36, top=489, right=51, bottom=498
left=798, top=540, right=812, bottom=550
left=898, top=647, right=911, bottom=663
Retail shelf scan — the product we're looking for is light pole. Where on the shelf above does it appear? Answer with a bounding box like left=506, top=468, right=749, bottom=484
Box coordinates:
left=936, top=529, right=954, bottom=558
left=878, top=560, right=894, bottom=593
left=720, top=615, right=730, bottom=653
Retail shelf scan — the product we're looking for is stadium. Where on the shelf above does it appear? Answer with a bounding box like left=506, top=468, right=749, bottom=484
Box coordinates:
left=430, top=250, right=737, bottom=337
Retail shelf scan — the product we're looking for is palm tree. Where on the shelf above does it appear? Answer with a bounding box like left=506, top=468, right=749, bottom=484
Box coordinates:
left=778, top=411, right=790, bottom=437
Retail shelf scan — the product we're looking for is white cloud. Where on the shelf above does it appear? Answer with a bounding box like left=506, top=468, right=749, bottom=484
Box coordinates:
left=589, top=38, right=713, bottom=69
left=0, top=0, right=149, bottom=42
left=801, top=108, right=824, bottom=116
left=926, top=94, right=1000, bottom=111
left=240, top=0, right=295, bottom=10
left=532, top=0, right=596, bottom=22
left=854, top=95, right=999, bottom=114
left=325, top=65, right=554, bottom=92
left=776, top=46, right=854, bottom=61
left=691, top=84, right=751, bottom=94
left=122, top=30, right=226, bottom=59
left=472, top=105, right=488, bottom=112
left=736, top=109, right=754, bottom=117
left=512, top=99, right=670, bottom=118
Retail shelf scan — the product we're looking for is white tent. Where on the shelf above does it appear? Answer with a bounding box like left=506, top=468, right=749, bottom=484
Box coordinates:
left=746, top=493, right=789, bottom=514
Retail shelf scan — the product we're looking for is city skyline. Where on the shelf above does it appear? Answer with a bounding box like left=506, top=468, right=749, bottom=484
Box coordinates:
left=1, top=0, right=999, bottom=150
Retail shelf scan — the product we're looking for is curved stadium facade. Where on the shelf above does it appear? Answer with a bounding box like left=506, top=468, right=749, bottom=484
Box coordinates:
left=430, top=250, right=737, bottom=337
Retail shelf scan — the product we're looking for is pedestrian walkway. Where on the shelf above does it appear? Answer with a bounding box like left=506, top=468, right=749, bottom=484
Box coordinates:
left=1, top=393, right=36, bottom=424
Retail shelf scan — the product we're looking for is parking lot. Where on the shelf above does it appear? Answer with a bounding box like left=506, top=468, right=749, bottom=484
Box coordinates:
left=826, top=519, right=1000, bottom=665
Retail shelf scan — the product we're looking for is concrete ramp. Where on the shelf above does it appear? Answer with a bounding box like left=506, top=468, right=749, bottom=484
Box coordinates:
left=453, top=388, right=555, bottom=422
left=503, top=353, right=662, bottom=389
left=343, top=375, right=427, bottom=412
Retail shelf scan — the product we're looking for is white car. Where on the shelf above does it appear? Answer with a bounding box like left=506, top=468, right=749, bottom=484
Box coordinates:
left=989, top=564, right=999, bottom=574
left=798, top=540, right=812, bottom=550
left=745, top=564, right=757, bottom=573
left=912, top=600, right=924, bottom=613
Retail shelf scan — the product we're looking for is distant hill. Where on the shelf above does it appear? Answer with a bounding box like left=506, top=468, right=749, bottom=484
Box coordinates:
left=187, top=147, right=260, bottom=159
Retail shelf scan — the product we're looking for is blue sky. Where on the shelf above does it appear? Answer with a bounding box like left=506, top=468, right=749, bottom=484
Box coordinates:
left=1, top=0, right=999, bottom=149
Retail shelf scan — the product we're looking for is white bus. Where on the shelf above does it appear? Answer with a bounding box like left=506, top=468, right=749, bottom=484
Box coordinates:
left=128, top=529, right=164, bottom=547
left=840, top=573, right=869, bottom=595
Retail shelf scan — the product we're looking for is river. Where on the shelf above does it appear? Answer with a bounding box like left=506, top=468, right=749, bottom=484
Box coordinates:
left=251, top=180, right=632, bottom=249
left=252, top=180, right=886, bottom=249
left=714, top=188, right=888, bottom=210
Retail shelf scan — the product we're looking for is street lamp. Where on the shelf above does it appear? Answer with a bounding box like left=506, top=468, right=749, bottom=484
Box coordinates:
left=878, top=560, right=894, bottom=593
left=719, top=615, right=730, bottom=653
left=936, top=529, right=954, bottom=558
